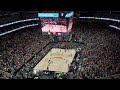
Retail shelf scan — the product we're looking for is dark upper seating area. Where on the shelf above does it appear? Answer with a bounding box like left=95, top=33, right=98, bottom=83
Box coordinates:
left=0, top=11, right=38, bottom=25
left=79, top=11, right=120, bottom=19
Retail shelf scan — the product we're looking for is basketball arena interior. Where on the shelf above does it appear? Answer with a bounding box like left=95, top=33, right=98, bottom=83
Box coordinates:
left=0, top=11, right=120, bottom=79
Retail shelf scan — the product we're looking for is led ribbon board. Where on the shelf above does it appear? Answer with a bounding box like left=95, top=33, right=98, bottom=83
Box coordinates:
left=38, top=13, right=59, bottom=18
left=65, top=12, right=74, bottom=18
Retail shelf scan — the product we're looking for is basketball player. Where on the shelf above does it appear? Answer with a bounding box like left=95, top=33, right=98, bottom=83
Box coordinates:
left=60, top=27, right=62, bottom=32
left=49, top=20, right=50, bottom=28
left=52, top=24, right=53, bottom=29
left=68, top=64, right=70, bottom=68
left=64, top=48, right=66, bottom=52
left=47, top=66, right=49, bottom=71
left=66, top=60, right=68, bottom=63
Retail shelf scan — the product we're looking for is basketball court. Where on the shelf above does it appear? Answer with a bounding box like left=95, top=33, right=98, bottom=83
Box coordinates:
left=33, top=48, right=76, bottom=73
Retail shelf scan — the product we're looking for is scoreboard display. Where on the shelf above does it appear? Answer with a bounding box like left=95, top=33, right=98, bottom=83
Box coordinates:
left=38, top=13, right=59, bottom=18
left=67, top=14, right=74, bottom=32
left=38, top=11, right=74, bottom=34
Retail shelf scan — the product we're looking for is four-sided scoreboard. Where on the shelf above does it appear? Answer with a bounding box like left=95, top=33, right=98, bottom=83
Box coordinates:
left=38, top=11, right=74, bottom=35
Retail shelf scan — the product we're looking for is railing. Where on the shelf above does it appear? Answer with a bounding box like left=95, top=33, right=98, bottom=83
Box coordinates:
left=0, top=18, right=39, bottom=27
left=0, top=18, right=39, bottom=36
left=78, top=17, right=120, bottom=31
left=0, top=16, right=120, bottom=37
left=109, top=25, right=120, bottom=30
left=0, top=24, right=38, bottom=36
left=79, top=17, right=120, bottom=22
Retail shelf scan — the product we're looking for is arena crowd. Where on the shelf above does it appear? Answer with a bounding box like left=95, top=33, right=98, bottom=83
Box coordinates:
left=0, top=21, right=120, bottom=79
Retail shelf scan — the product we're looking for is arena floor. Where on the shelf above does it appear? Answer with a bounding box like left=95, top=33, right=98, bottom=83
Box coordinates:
left=34, top=48, right=76, bottom=73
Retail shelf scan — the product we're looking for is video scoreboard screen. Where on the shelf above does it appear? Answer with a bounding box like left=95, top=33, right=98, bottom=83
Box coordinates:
left=38, top=11, right=74, bottom=34
left=38, top=13, right=59, bottom=18
left=68, top=15, right=74, bottom=32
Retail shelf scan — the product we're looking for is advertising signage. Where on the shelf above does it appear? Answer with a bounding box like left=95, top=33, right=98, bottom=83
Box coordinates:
left=38, top=13, right=59, bottom=18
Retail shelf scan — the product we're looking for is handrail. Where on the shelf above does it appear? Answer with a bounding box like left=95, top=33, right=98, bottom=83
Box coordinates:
left=0, top=24, right=38, bottom=36
left=0, top=18, right=39, bottom=27
left=79, top=17, right=120, bottom=22
left=109, top=25, right=120, bottom=30
left=0, top=17, right=120, bottom=36
left=79, top=17, right=120, bottom=31
left=0, top=17, right=120, bottom=28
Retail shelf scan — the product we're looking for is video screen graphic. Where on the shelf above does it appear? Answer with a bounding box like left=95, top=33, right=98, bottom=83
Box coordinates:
left=40, top=17, right=67, bottom=33
left=68, top=16, right=74, bottom=32
left=65, top=12, right=74, bottom=18
left=38, top=13, right=59, bottom=18
left=38, top=12, right=74, bottom=34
